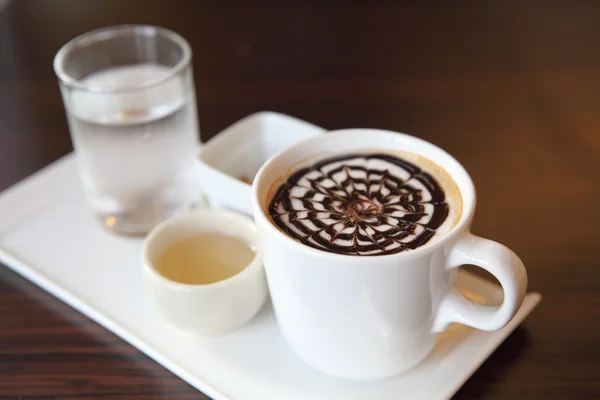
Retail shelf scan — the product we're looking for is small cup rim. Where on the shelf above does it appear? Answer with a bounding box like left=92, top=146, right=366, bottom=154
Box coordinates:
left=142, top=209, right=262, bottom=291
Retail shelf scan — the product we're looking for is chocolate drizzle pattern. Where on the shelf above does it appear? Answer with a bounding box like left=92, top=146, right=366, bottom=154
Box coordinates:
left=268, top=153, right=450, bottom=256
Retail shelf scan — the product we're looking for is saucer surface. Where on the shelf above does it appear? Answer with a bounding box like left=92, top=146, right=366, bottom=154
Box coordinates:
left=0, top=114, right=541, bottom=400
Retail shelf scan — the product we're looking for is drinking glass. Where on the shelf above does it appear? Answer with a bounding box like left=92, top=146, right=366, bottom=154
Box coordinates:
left=54, top=25, right=201, bottom=235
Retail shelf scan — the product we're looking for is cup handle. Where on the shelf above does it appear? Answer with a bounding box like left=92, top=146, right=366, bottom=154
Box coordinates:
left=432, top=232, right=528, bottom=332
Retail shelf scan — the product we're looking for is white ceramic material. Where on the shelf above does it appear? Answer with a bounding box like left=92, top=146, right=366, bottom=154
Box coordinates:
left=253, top=128, right=528, bottom=380
left=142, top=209, right=267, bottom=336
left=0, top=114, right=541, bottom=400
left=196, top=111, right=325, bottom=215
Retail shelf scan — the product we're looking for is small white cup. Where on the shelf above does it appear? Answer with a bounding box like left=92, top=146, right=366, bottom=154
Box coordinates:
left=142, top=209, right=267, bottom=336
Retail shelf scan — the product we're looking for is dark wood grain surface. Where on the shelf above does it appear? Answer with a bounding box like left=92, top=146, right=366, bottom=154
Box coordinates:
left=1, top=1, right=599, bottom=399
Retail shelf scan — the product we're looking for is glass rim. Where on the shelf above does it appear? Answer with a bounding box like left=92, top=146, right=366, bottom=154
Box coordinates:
left=53, top=24, right=192, bottom=94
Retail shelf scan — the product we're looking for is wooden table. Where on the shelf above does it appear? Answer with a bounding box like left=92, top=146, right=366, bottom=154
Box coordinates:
left=1, top=1, right=599, bottom=399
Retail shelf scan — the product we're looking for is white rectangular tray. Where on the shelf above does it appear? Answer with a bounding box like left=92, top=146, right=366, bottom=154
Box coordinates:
left=0, top=113, right=541, bottom=400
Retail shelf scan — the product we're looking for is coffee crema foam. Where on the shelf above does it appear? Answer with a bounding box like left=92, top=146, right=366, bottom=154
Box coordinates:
left=268, top=152, right=462, bottom=256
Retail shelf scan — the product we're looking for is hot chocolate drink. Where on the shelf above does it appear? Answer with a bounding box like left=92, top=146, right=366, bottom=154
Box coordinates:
left=268, top=151, right=462, bottom=256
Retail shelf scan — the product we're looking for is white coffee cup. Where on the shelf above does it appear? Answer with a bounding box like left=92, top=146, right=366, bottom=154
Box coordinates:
left=252, top=129, right=527, bottom=380
left=142, top=210, right=267, bottom=336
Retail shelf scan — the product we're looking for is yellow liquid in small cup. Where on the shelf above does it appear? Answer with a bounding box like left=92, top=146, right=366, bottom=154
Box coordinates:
left=155, top=233, right=255, bottom=285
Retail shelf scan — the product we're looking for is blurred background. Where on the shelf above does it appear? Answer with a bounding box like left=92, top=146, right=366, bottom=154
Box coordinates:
left=2, top=1, right=598, bottom=263
left=1, top=1, right=599, bottom=399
